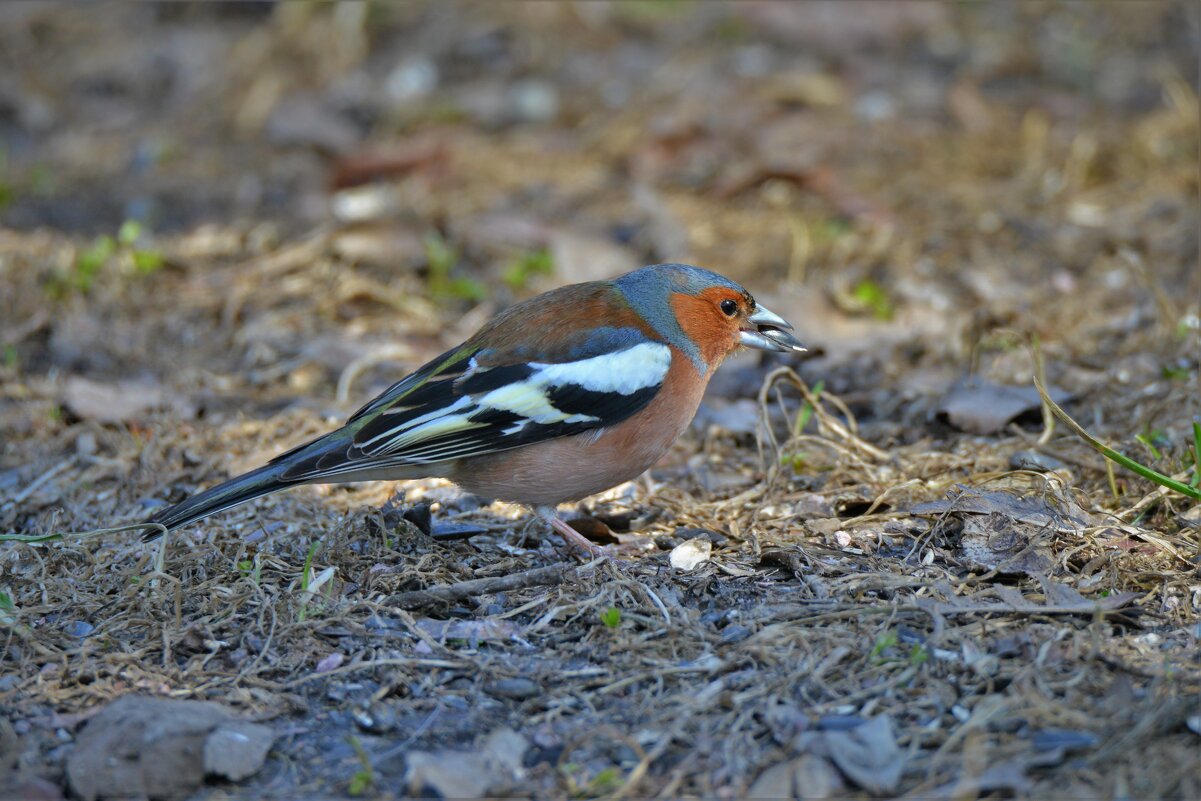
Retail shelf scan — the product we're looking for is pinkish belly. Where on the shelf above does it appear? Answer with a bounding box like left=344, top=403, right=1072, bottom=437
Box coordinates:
left=450, top=402, right=698, bottom=506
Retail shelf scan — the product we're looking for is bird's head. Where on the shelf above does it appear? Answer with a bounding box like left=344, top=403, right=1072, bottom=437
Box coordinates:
left=615, top=263, right=806, bottom=372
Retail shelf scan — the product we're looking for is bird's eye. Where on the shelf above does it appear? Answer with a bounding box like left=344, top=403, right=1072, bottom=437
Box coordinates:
left=720, top=299, right=738, bottom=316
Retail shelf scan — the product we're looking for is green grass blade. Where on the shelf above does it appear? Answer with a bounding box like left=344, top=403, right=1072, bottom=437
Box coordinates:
left=1033, top=377, right=1201, bottom=501
left=1191, top=421, right=1201, bottom=488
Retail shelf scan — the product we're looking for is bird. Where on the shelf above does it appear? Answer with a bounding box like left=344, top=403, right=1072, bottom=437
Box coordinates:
left=142, top=263, right=805, bottom=552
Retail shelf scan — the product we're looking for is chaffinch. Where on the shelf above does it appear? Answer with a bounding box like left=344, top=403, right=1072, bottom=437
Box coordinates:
left=143, top=263, right=805, bottom=551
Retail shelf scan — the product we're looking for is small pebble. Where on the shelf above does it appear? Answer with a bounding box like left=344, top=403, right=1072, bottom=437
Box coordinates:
left=63, top=620, right=94, bottom=638
left=654, top=535, right=681, bottom=550
left=364, top=614, right=400, bottom=631
left=75, top=431, right=97, bottom=457
left=353, top=702, right=397, bottom=734
left=402, top=503, right=433, bottom=536
left=675, top=527, right=728, bottom=546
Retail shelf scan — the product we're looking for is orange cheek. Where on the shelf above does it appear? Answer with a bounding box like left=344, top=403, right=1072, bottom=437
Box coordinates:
left=669, top=292, right=741, bottom=366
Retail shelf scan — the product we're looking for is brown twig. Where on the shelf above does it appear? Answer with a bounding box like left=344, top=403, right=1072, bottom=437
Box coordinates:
left=384, top=562, right=579, bottom=608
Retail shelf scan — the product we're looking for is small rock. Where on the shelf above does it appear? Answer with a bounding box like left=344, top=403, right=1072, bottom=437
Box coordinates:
left=67, top=696, right=275, bottom=801
left=314, top=652, right=345, bottom=674
left=402, top=502, right=433, bottom=536
left=509, top=79, right=558, bottom=122
left=63, top=620, right=94, bottom=638
left=352, top=702, right=397, bottom=734
left=203, top=720, right=276, bottom=781
left=669, top=539, right=712, bottom=571
left=385, top=56, right=438, bottom=103
left=675, top=527, right=728, bottom=546
left=75, top=431, right=97, bottom=457
left=793, top=493, right=835, bottom=518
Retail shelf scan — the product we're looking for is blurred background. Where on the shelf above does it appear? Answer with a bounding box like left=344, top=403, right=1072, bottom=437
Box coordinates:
left=1, top=2, right=1196, bottom=403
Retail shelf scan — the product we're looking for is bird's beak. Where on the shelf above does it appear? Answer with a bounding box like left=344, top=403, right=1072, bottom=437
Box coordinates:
left=740, top=304, right=807, bottom=353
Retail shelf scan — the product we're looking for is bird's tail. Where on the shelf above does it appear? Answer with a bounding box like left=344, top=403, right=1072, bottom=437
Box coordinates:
left=142, top=461, right=299, bottom=541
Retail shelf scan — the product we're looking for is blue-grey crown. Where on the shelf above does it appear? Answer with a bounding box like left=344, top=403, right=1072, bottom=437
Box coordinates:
left=615, top=263, right=745, bottom=298
left=613, top=263, right=749, bottom=373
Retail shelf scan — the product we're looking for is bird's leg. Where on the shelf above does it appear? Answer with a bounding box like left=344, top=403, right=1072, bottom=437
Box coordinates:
left=535, top=506, right=603, bottom=556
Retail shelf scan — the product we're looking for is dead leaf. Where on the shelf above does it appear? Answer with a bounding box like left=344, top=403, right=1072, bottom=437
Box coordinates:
left=405, top=727, right=527, bottom=799
left=822, top=716, right=904, bottom=795
left=937, top=376, right=1071, bottom=434
left=66, top=696, right=275, bottom=801
left=910, top=487, right=1096, bottom=533
left=917, top=581, right=1139, bottom=618
left=957, top=513, right=1054, bottom=576
left=62, top=376, right=196, bottom=424
left=749, top=754, right=844, bottom=799
left=330, top=133, right=447, bottom=190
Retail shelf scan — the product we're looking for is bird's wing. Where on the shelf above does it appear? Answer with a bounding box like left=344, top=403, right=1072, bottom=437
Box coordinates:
left=274, top=326, right=671, bottom=482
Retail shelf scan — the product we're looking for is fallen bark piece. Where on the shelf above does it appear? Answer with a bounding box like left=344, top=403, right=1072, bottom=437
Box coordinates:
left=66, top=695, right=276, bottom=801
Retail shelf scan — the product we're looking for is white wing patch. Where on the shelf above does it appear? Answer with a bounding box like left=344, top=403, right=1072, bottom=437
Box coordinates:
left=473, top=341, right=671, bottom=424
left=531, top=342, right=672, bottom=395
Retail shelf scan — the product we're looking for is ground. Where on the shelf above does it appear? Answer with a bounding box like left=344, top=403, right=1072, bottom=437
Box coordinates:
left=1, top=3, right=1199, bottom=800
